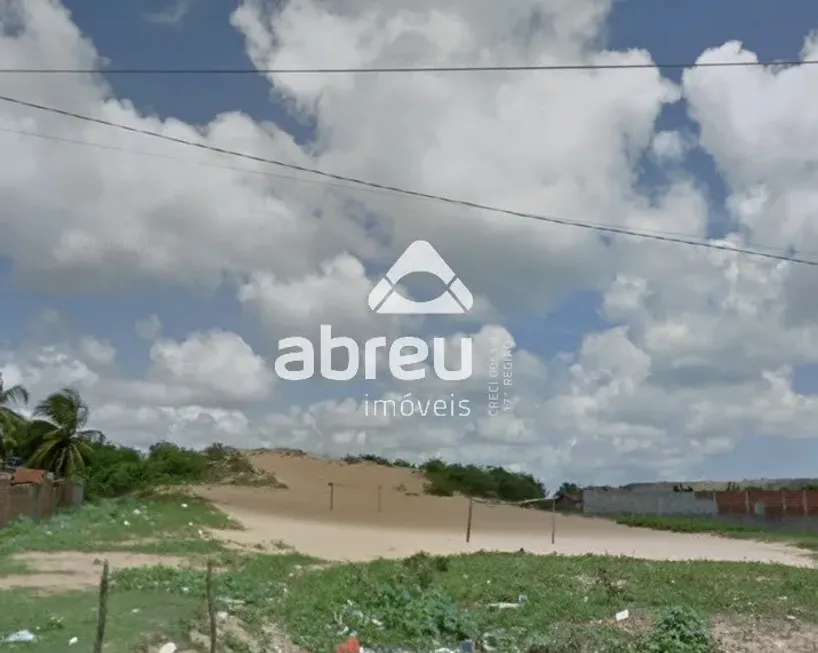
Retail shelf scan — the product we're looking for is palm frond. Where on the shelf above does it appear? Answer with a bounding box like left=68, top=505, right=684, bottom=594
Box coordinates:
left=0, top=384, right=29, bottom=407
left=79, top=429, right=106, bottom=444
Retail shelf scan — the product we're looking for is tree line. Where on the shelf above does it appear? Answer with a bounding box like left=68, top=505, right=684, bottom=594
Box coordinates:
left=1, top=377, right=577, bottom=505
left=0, top=378, right=104, bottom=478
left=0, top=378, right=272, bottom=499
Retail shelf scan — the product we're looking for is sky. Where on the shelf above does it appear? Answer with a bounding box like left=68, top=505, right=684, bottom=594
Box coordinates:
left=2, top=0, right=818, bottom=488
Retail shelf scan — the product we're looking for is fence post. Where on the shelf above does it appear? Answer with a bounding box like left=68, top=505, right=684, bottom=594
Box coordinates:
left=328, top=483, right=335, bottom=511
left=803, top=490, right=809, bottom=516
left=744, top=490, right=750, bottom=515
left=712, top=490, right=717, bottom=514
left=782, top=489, right=787, bottom=516
left=92, top=560, right=110, bottom=653
left=377, top=485, right=382, bottom=513
left=551, top=498, right=556, bottom=544
left=206, top=560, right=217, bottom=653
left=465, top=496, right=474, bottom=543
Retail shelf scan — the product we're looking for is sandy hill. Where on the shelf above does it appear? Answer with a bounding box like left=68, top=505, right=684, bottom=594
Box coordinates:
left=248, top=449, right=427, bottom=495
left=193, top=448, right=562, bottom=533
left=187, top=449, right=817, bottom=567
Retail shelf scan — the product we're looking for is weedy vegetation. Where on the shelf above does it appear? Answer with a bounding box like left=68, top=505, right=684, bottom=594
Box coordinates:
left=3, top=497, right=818, bottom=651
left=616, top=514, right=818, bottom=552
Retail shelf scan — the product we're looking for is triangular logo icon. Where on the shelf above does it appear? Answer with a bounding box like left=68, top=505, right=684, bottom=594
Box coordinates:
left=367, top=240, right=473, bottom=314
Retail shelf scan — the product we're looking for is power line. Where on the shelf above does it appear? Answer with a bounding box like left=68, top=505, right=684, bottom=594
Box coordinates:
left=0, top=93, right=814, bottom=268
left=2, top=123, right=779, bottom=251
left=0, top=58, right=815, bottom=75
left=3, top=124, right=813, bottom=261
left=0, top=126, right=405, bottom=200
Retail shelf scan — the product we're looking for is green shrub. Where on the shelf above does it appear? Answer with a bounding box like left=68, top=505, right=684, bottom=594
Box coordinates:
left=80, top=441, right=278, bottom=500
left=639, top=606, right=713, bottom=653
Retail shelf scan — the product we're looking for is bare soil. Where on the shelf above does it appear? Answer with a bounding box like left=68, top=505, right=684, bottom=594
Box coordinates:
left=191, top=451, right=815, bottom=567
left=0, top=551, right=199, bottom=592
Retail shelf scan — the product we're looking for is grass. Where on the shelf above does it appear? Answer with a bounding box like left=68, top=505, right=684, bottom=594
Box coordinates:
left=0, top=494, right=247, bottom=651
left=103, top=550, right=818, bottom=652
left=0, top=492, right=240, bottom=561
left=615, top=514, right=818, bottom=551
left=0, top=587, right=205, bottom=652
left=4, top=499, right=818, bottom=651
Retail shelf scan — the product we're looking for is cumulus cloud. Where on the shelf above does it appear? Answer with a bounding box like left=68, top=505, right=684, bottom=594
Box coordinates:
left=3, top=0, right=818, bottom=486
left=145, top=330, right=275, bottom=404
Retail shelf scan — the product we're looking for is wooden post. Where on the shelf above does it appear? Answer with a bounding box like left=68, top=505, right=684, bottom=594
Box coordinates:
left=551, top=498, right=556, bottom=544
left=744, top=490, right=750, bottom=515
left=712, top=490, right=718, bottom=514
left=782, top=489, right=787, bottom=516
left=328, top=482, right=334, bottom=511
left=206, top=560, right=217, bottom=653
left=465, top=496, right=474, bottom=543
left=92, top=560, right=110, bottom=653
left=377, top=485, right=382, bottom=513
left=803, top=489, right=809, bottom=516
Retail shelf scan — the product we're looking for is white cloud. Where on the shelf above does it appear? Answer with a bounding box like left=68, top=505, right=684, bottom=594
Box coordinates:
left=78, top=336, right=117, bottom=367
left=135, top=315, right=162, bottom=341
left=143, top=0, right=194, bottom=28
left=4, top=0, right=818, bottom=486
left=146, top=330, right=275, bottom=404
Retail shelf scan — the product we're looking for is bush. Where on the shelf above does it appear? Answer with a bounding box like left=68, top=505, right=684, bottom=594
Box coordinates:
left=80, top=441, right=278, bottom=500
left=639, top=606, right=714, bottom=653
left=421, top=459, right=546, bottom=504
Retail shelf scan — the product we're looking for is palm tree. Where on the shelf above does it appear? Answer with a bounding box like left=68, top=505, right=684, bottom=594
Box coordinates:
left=27, top=387, right=105, bottom=478
left=0, top=374, right=30, bottom=459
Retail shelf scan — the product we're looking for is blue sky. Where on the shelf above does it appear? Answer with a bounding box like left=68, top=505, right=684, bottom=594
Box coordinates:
left=2, top=0, right=818, bottom=484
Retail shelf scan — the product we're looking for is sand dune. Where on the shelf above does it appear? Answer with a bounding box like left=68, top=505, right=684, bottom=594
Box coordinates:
left=194, top=451, right=815, bottom=568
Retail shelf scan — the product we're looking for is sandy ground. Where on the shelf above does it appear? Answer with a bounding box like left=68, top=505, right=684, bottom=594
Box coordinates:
left=1, top=450, right=813, bottom=594
left=0, top=551, right=200, bottom=591
left=191, top=451, right=816, bottom=567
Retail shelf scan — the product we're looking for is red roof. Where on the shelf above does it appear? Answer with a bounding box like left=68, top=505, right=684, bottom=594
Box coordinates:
left=11, top=468, right=48, bottom=485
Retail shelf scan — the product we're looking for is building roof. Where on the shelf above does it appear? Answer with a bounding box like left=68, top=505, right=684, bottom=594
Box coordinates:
left=10, top=468, right=49, bottom=485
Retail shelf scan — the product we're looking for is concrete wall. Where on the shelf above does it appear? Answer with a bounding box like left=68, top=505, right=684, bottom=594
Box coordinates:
left=582, top=487, right=818, bottom=528
left=583, top=488, right=717, bottom=516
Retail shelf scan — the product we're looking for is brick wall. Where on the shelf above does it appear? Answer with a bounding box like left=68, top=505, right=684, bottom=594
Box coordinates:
left=717, top=489, right=818, bottom=518
left=0, top=474, right=83, bottom=528
left=0, top=475, right=9, bottom=528
left=582, top=487, right=818, bottom=522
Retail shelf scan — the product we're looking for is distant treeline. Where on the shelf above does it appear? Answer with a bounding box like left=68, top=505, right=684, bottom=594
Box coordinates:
left=342, top=453, right=548, bottom=505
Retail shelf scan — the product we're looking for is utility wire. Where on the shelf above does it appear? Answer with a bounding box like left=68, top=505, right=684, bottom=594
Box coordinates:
left=2, top=124, right=811, bottom=259
left=0, top=58, right=815, bottom=75
left=0, top=93, right=814, bottom=268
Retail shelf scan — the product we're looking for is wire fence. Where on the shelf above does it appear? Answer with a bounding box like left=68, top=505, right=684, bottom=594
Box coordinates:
left=82, top=491, right=559, bottom=650
left=323, top=482, right=560, bottom=545
left=90, top=559, right=219, bottom=653
left=469, top=496, right=558, bottom=545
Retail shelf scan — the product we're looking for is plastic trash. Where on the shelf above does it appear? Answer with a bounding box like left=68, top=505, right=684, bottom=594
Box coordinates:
left=68, top=636, right=78, bottom=645
left=336, top=636, right=361, bottom=653
left=2, top=630, right=36, bottom=643
left=615, top=609, right=630, bottom=621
